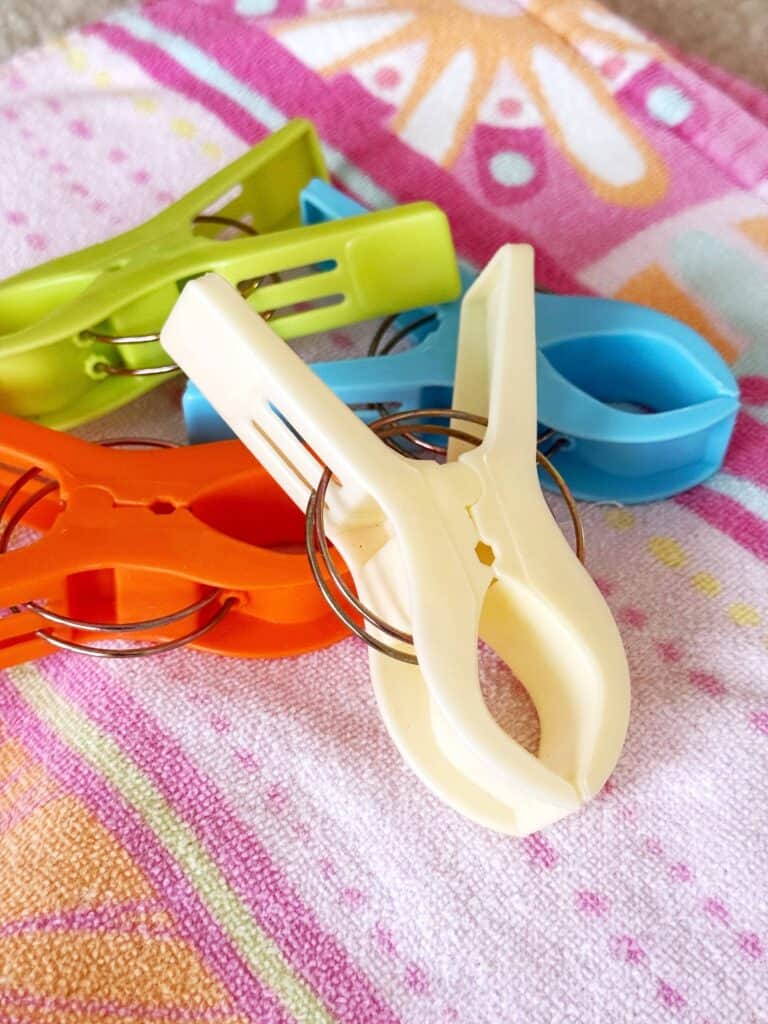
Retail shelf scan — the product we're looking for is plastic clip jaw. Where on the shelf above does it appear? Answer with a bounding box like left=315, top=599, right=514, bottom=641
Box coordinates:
left=163, top=247, right=631, bottom=836
left=534, top=295, right=740, bottom=502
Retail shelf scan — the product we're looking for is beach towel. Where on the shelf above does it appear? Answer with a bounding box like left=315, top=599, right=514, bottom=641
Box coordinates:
left=1, top=2, right=767, bottom=1020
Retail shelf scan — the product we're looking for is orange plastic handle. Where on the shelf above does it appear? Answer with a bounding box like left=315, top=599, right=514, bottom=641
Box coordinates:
left=0, top=413, right=351, bottom=663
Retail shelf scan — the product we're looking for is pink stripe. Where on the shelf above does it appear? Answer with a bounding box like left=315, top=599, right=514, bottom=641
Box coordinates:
left=723, top=411, right=768, bottom=489
left=0, top=674, right=294, bottom=1024
left=92, top=10, right=583, bottom=294
left=675, top=486, right=768, bottom=562
left=0, top=777, right=58, bottom=834
left=88, top=21, right=271, bottom=147
left=740, top=376, right=768, bottom=407
left=671, top=48, right=768, bottom=126
left=43, top=655, right=400, bottom=1024
left=0, top=898, right=169, bottom=938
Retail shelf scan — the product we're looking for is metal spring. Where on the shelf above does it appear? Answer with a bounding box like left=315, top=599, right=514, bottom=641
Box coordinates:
left=305, top=407, right=585, bottom=666
left=84, top=214, right=277, bottom=377
left=367, top=312, right=439, bottom=358
left=368, top=314, right=577, bottom=460
left=364, top=311, right=445, bottom=453
left=0, top=439, right=235, bottom=658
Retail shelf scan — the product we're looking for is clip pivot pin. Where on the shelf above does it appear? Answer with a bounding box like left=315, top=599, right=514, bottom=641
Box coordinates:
left=163, top=247, right=631, bottom=836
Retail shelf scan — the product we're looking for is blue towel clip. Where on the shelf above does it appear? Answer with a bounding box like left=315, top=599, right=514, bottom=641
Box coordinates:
left=183, top=179, right=739, bottom=504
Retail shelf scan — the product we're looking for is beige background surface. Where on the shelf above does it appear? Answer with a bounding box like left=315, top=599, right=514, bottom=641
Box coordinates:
left=0, top=1, right=766, bottom=89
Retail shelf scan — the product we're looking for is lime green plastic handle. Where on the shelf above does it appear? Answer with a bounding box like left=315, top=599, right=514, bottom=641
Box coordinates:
left=0, top=119, right=329, bottom=428
left=0, top=117, right=461, bottom=431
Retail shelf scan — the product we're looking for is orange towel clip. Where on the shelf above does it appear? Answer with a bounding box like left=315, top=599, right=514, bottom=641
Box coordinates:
left=0, top=413, right=349, bottom=666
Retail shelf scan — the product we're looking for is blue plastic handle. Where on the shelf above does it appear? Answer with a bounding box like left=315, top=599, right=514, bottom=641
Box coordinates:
left=184, top=179, right=739, bottom=503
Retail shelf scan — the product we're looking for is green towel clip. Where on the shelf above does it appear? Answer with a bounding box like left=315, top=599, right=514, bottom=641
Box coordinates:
left=0, top=118, right=460, bottom=429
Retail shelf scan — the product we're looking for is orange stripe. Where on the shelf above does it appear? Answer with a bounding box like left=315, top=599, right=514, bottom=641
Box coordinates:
left=616, top=264, right=738, bottom=363
left=0, top=932, right=234, bottom=1008
left=739, top=216, right=768, bottom=252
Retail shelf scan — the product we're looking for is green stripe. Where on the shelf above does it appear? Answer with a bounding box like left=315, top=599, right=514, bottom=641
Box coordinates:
left=9, top=662, right=336, bottom=1024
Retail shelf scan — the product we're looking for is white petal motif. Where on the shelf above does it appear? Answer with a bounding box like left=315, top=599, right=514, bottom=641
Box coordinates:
left=531, top=45, right=646, bottom=187
left=400, top=47, right=477, bottom=163
left=279, top=12, right=413, bottom=70
left=351, top=40, right=429, bottom=108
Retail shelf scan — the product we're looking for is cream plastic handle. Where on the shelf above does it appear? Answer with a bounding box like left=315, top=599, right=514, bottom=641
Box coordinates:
left=370, top=246, right=631, bottom=834
left=162, top=250, right=630, bottom=835
left=162, top=272, right=425, bottom=535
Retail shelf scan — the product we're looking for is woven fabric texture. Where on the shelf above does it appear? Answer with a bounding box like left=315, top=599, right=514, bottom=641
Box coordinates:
left=1, top=3, right=767, bottom=1021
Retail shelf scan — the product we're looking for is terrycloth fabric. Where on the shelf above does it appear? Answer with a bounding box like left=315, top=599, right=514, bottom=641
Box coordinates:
left=1, top=2, right=768, bottom=1021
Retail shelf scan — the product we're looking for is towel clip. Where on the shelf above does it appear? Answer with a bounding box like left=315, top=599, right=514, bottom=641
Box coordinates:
left=0, top=414, right=350, bottom=668
left=163, top=245, right=631, bottom=836
left=0, top=121, right=460, bottom=429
